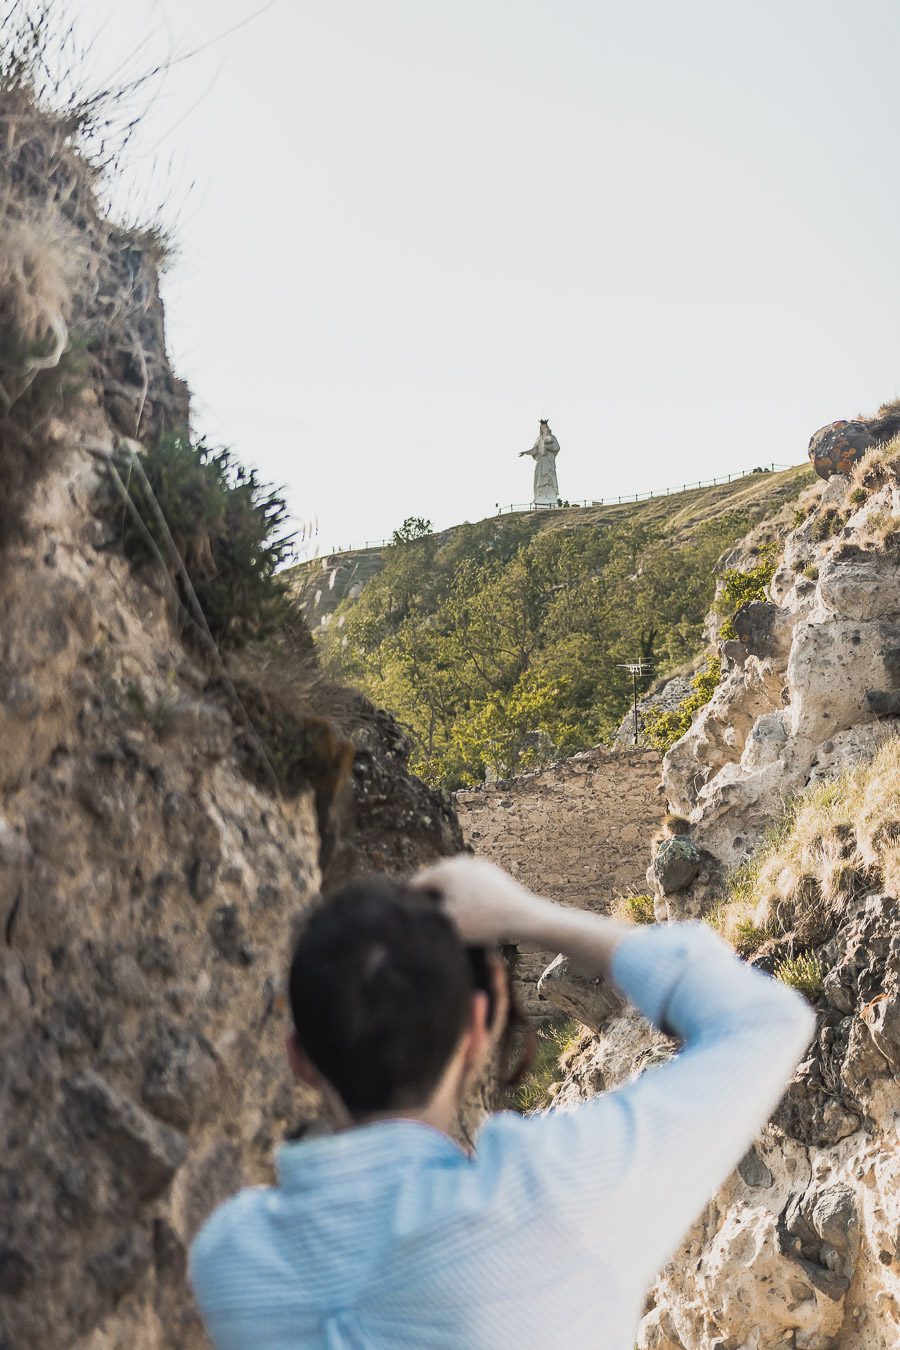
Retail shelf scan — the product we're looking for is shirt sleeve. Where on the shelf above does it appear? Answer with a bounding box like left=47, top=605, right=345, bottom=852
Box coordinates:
left=479, top=921, right=815, bottom=1291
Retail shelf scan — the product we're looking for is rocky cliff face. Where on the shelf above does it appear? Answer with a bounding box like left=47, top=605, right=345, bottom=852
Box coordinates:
left=0, top=427, right=461, bottom=1350
left=0, top=84, right=459, bottom=1350
left=633, top=881, right=900, bottom=1350
left=1, top=416, right=325, bottom=1348
left=663, top=445, right=899, bottom=881
left=549, top=440, right=900, bottom=1350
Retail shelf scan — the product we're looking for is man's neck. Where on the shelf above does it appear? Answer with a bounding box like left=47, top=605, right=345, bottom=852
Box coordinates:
left=353, top=1102, right=453, bottom=1135
left=324, top=1050, right=468, bottom=1138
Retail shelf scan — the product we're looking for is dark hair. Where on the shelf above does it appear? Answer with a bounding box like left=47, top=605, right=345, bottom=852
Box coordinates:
left=289, top=875, right=480, bottom=1116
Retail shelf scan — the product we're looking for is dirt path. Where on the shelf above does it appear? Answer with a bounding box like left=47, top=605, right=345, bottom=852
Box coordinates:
left=454, top=747, right=663, bottom=1016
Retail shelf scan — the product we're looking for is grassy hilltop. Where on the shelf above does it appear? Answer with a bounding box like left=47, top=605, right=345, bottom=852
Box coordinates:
left=313, top=465, right=813, bottom=788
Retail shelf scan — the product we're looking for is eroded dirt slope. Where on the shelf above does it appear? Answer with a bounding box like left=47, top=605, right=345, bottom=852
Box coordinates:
left=455, top=746, right=663, bottom=1016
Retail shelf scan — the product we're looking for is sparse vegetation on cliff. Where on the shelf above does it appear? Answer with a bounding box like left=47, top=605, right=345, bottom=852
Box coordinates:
left=846, top=434, right=900, bottom=554
left=849, top=427, right=900, bottom=498
left=513, top=1016, right=582, bottom=1113
left=614, top=892, right=656, bottom=925
left=774, top=951, right=824, bottom=1000
left=116, top=434, right=295, bottom=648
left=639, top=539, right=782, bottom=752
left=0, top=114, right=84, bottom=546
left=714, top=540, right=780, bottom=639
left=0, top=1, right=191, bottom=553
left=713, top=735, right=900, bottom=956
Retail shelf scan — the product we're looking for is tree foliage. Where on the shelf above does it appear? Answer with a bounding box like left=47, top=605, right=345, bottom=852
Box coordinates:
left=715, top=542, right=780, bottom=639
left=641, top=656, right=723, bottom=753
left=322, top=508, right=763, bottom=787
left=391, top=516, right=433, bottom=545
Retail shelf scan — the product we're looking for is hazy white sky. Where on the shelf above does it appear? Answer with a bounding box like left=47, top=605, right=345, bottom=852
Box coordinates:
left=79, top=0, right=900, bottom=556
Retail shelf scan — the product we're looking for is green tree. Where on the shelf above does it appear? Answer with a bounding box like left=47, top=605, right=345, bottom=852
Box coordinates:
left=391, top=516, right=433, bottom=545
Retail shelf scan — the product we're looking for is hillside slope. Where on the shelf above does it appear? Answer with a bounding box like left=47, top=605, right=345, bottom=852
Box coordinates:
left=312, top=465, right=812, bottom=787
left=294, top=466, right=811, bottom=624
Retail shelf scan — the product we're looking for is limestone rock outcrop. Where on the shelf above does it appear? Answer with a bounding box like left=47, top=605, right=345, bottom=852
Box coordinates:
left=634, top=889, right=900, bottom=1350
left=662, top=467, right=900, bottom=875
left=551, top=436, right=900, bottom=1350
left=536, top=955, right=625, bottom=1034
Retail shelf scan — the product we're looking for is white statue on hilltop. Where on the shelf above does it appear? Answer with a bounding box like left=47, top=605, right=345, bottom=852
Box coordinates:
left=519, top=419, right=560, bottom=506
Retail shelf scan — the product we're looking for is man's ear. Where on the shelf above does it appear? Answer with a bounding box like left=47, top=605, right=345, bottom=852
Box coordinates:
left=461, top=989, right=491, bottom=1084
left=286, top=1032, right=322, bottom=1089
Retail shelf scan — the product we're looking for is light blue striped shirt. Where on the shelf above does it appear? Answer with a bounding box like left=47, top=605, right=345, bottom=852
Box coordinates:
left=190, top=922, right=814, bottom=1349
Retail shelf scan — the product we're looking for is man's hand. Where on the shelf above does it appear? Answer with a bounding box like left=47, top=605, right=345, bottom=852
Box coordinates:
left=413, top=856, right=547, bottom=945
left=414, top=855, right=631, bottom=982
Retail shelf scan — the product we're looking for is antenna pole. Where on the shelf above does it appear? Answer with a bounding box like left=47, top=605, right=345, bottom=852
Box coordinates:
left=617, top=659, right=655, bottom=748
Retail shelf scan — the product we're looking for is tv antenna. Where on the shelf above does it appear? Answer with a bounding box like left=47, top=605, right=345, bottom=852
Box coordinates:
left=618, top=659, right=655, bottom=746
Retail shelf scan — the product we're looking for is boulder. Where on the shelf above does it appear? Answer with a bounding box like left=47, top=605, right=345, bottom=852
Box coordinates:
left=651, top=836, right=702, bottom=894
left=737, top=1146, right=773, bottom=1189
left=808, top=420, right=876, bottom=480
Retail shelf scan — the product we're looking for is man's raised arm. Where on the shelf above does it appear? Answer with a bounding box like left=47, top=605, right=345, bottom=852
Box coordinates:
left=416, top=857, right=815, bottom=1289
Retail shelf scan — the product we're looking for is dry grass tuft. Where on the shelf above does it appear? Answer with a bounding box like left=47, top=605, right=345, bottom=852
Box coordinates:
left=0, top=208, right=81, bottom=405
left=713, top=736, right=900, bottom=953
left=849, top=434, right=900, bottom=497
left=842, top=435, right=900, bottom=554
left=774, top=951, right=824, bottom=1000
left=0, top=1, right=190, bottom=545
left=228, top=646, right=366, bottom=747
left=0, top=205, right=86, bottom=548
